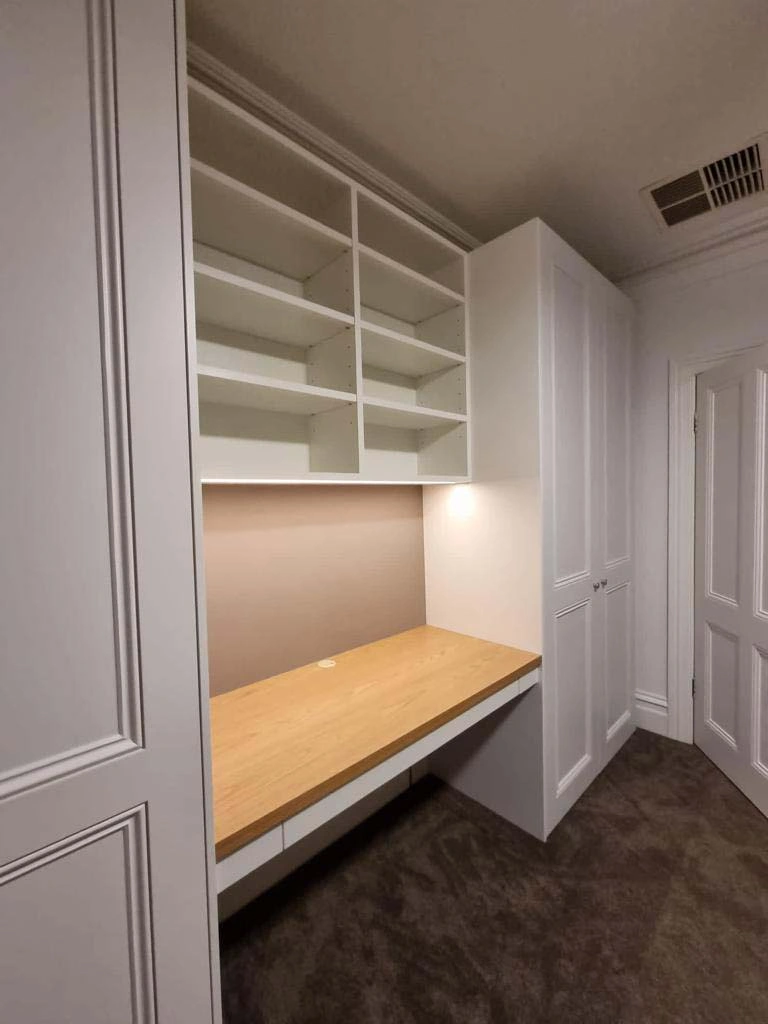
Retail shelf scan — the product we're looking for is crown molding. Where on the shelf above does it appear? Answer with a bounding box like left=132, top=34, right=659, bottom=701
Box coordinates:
left=186, top=44, right=481, bottom=253
left=620, top=216, right=768, bottom=294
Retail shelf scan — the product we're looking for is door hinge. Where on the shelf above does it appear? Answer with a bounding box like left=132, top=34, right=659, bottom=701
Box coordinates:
left=692, top=676, right=696, bottom=696
left=693, top=415, right=698, bottom=435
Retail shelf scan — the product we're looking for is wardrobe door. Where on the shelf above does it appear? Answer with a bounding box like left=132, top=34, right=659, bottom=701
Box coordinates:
left=598, top=285, right=635, bottom=762
left=539, top=228, right=602, bottom=831
left=0, top=3, right=217, bottom=1021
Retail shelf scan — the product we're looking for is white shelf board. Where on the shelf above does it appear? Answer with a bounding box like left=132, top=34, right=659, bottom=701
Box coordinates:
left=194, top=263, right=354, bottom=346
left=363, top=396, right=467, bottom=430
left=358, top=245, right=464, bottom=325
left=190, top=160, right=351, bottom=282
left=360, top=321, right=465, bottom=378
left=200, top=475, right=470, bottom=485
left=198, top=365, right=355, bottom=416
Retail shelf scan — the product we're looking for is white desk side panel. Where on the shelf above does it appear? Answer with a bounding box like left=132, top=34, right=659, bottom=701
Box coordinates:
left=423, top=222, right=546, bottom=839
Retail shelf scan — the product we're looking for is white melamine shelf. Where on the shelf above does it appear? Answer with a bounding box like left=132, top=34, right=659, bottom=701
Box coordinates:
left=188, top=76, right=470, bottom=484
left=360, top=322, right=465, bottom=378
left=198, top=365, right=355, bottom=416
left=194, top=263, right=354, bottom=347
left=363, top=396, right=467, bottom=430
left=358, top=245, right=464, bottom=325
left=190, top=161, right=351, bottom=282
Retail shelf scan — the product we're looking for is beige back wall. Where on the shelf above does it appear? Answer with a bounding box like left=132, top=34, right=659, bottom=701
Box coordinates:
left=202, top=486, right=426, bottom=695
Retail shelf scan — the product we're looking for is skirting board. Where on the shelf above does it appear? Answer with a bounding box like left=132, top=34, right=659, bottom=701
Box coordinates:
left=635, top=689, right=669, bottom=737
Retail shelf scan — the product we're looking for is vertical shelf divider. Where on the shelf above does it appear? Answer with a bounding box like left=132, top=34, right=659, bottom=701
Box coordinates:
left=189, top=73, right=470, bottom=484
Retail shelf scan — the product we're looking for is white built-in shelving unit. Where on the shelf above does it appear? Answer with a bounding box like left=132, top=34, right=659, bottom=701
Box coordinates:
left=187, top=78, right=469, bottom=483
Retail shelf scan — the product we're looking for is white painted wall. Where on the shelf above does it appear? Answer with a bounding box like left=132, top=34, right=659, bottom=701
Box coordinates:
left=623, top=229, right=768, bottom=737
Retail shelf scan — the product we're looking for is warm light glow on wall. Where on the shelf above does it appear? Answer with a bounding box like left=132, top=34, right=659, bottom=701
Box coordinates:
left=447, top=484, right=475, bottom=519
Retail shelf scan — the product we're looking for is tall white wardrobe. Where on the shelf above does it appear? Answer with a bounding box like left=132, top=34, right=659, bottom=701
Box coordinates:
left=425, top=218, right=634, bottom=837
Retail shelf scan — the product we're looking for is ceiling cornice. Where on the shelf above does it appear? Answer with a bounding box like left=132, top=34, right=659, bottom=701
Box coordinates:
left=187, top=43, right=481, bottom=253
left=620, top=215, right=768, bottom=291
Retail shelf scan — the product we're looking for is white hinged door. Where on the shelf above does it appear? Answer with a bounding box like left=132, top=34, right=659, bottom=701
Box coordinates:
left=695, top=344, right=768, bottom=816
left=0, top=2, right=217, bottom=1021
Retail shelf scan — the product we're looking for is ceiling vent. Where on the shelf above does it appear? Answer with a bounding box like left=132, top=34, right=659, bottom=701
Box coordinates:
left=643, top=136, right=767, bottom=229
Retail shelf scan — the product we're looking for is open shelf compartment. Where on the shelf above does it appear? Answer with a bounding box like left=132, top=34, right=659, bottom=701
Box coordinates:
left=194, top=261, right=354, bottom=350
left=197, top=321, right=356, bottom=396
left=190, top=160, right=352, bottom=288
left=361, top=401, right=468, bottom=481
left=359, top=245, right=464, bottom=327
left=360, top=322, right=465, bottom=377
left=198, top=368, right=359, bottom=482
left=362, top=355, right=466, bottom=417
left=188, top=79, right=352, bottom=235
left=357, top=192, right=465, bottom=295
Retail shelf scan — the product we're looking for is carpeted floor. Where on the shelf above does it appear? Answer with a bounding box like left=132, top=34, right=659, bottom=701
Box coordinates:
left=219, top=729, right=768, bottom=1024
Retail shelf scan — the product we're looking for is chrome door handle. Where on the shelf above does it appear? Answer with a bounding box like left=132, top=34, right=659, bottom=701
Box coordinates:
left=600, top=579, right=608, bottom=587
left=593, top=582, right=600, bottom=591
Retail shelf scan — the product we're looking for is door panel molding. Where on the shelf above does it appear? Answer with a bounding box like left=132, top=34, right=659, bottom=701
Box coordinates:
left=753, top=646, right=768, bottom=778
left=0, top=805, right=154, bottom=1023
left=704, top=622, right=739, bottom=748
left=0, top=0, right=142, bottom=804
left=89, top=0, right=143, bottom=753
left=604, top=580, right=632, bottom=741
left=553, top=597, right=592, bottom=794
left=706, top=380, right=742, bottom=607
left=551, top=265, right=591, bottom=586
left=603, top=301, right=632, bottom=566
left=755, top=371, right=768, bottom=620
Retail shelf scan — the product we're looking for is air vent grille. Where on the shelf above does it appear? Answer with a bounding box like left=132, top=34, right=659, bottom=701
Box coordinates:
left=703, top=144, right=764, bottom=207
left=645, top=140, right=766, bottom=228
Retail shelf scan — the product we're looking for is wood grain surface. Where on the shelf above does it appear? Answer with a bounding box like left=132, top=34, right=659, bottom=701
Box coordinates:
left=210, top=625, right=541, bottom=859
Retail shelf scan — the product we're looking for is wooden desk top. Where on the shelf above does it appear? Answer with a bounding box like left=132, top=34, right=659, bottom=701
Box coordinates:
left=210, top=625, right=541, bottom=860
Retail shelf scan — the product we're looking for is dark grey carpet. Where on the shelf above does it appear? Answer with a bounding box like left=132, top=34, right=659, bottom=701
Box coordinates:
left=220, top=730, right=768, bottom=1024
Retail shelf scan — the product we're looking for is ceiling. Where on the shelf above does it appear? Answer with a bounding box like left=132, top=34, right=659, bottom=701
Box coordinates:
left=187, top=0, right=768, bottom=280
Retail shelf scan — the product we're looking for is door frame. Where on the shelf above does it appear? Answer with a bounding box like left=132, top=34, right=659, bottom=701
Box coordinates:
left=667, top=341, right=764, bottom=742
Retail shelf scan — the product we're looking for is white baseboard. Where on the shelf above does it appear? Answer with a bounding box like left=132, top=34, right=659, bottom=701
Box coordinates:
left=635, top=690, right=669, bottom=737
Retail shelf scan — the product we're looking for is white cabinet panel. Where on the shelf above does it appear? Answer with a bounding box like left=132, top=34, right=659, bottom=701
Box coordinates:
left=604, top=302, right=632, bottom=566
left=552, top=265, right=590, bottom=585
left=425, top=219, right=635, bottom=840
left=554, top=599, right=592, bottom=793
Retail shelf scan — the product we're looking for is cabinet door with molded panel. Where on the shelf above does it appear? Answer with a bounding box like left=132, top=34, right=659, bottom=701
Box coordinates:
left=538, top=226, right=603, bottom=831
left=0, top=2, right=216, bottom=1022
